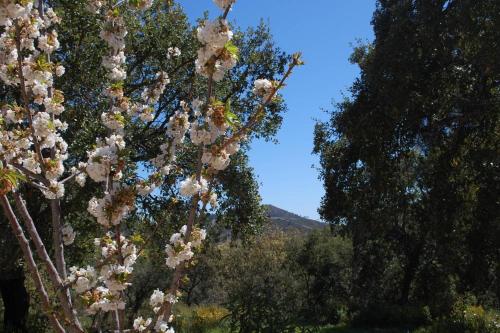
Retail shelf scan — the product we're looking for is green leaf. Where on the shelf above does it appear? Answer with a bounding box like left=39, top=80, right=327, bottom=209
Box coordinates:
left=224, top=100, right=240, bottom=129
left=0, top=169, right=26, bottom=190
left=225, top=41, right=240, bottom=60
left=47, top=120, right=56, bottom=131
left=110, top=81, right=124, bottom=90
left=130, top=233, right=145, bottom=246
left=36, top=55, right=53, bottom=71
left=113, top=113, right=126, bottom=125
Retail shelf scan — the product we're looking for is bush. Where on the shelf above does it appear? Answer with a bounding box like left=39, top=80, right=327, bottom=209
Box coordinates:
left=415, top=303, right=500, bottom=333
left=446, top=300, right=500, bottom=333
left=175, top=304, right=229, bottom=333
left=447, top=304, right=499, bottom=333
left=352, top=303, right=432, bottom=328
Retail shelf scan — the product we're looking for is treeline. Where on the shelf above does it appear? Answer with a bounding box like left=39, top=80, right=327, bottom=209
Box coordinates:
left=313, top=0, right=500, bottom=330
left=186, top=230, right=353, bottom=332
left=179, top=229, right=499, bottom=332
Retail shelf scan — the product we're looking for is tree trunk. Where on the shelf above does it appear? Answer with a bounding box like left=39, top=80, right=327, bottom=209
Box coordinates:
left=0, top=275, right=29, bottom=333
left=400, top=242, right=423, bottom=305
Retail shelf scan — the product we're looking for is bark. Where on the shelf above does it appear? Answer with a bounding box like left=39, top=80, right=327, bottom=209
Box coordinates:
left=0, top=195, right=66, bottom=333
left=12, top=193, right=84, bottom=333
left=400, top=243, right=423, bottom=305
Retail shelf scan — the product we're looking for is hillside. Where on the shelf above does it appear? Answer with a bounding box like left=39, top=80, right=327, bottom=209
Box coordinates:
left=264, top=204, right=326, bottom=233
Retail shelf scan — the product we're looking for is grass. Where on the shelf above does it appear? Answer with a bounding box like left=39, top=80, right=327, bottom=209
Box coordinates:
left=200, top=325, right=416, bottom=333
left=176, top=324, right=417, bottom=333
left=319, top=326, right=412, bottom=333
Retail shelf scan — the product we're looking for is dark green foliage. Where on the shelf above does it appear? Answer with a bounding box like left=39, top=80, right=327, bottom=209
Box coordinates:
left=314, top=0, right=500, bottom=322
left=414, top=299, right=500, bottom=333
left=352, top=304, right=431, bottom=329
left=187, top=230, right=353, bottom=333
left=216, top=152, right=268, bottom=239
left=214, top=233, right=300, bottom=333
left=288, top=230, right=352, bottom=328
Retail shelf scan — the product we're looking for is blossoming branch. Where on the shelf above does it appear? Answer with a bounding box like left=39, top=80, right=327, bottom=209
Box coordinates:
left=0, top=0, right=301, bottom=332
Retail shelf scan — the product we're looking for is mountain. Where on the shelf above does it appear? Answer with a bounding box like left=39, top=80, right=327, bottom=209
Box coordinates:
left=264, top=204, right=326, bottom=233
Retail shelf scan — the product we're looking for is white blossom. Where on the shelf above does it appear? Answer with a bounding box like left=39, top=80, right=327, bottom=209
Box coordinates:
left=253, top=78, right=274, bottom=101
left=133, top=317, right=152, bottom=332
left=179, top=176, right=208, bottom=197
left=67, top=266, right=97, bottom=294
left=167, top=47, right=181, bottom=59
left=213, top=0, right=236, bottom=10
left=195, top=19, right=236, bottom=81
left=55, top=65, right=65, bottom=77
left=0, top=0, right=283, bottom=330
left=42, top=181, right=65, bottom=199
left=62, top=224, right=76, bottom=246
left=149, top=289, right=164, bottom=313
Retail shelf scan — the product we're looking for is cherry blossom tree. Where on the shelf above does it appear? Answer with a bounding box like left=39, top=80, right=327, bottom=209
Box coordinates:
left=0, top=0, right=301, bottom=332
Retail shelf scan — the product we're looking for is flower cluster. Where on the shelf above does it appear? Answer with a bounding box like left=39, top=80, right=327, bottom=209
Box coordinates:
left=141, top=71, right=170, bottom=106
left=133, top=317, right=152, bottom=332
left=132, top=290, right=177, bottom=332
left=0, top=0, right=293, bottom=331
left=68, top=266, right=97, bottom=294
left=213, top=0, right=236, bottom=10
left=187, top=99, right=244, bottom=176
left=84, top=286, right=125, bottom=314
left=149, top=289, right=165, bottom=313
left=67, top=232, right=138, bottom=314
left=253, top=78, right=275, bottom=101
left=167, top=46, right=181, bottom=59
left=0, top=0, right=69, bottom=200
left=87, top=186, right=135, bottom=227
left=77, top=1, right=178, bottom=321
left=62, top=224, right=76, bottom=245
left=150, top=102, right=190, bottom=173
left=165, top=225, right=206, bottom=269
left=179, top=176, right=208, bottom=197
left=195, top=18, right=237, bottom=81
left=86, top=134, right=125, bottom=182
left=135, top=176, right=159, bottom=197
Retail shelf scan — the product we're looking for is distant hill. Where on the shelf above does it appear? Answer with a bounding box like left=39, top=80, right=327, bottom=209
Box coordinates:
left=264, top=204, right=326, bottom=233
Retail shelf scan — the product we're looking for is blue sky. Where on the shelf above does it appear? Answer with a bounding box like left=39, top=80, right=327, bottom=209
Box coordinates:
left=179, top=0, right=375, bottom=220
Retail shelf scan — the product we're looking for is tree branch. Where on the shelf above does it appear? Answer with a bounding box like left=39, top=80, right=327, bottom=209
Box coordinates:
left=12, top=192, right=84, bottom=333
left=0, top=195, right=67, bottom=333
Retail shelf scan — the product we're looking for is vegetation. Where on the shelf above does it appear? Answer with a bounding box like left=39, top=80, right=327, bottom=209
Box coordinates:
left=314, top=0, right=499, bottom=325
left=0, top=0, right=498, bottom=332
left=0, top=0, right=290, bottom=331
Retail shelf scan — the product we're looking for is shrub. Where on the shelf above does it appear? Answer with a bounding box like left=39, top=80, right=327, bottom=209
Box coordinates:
left=446, top=304, right=500, bottom=333
left=175, top=304, right=229, bottom=333
left=352, top=303, right=432, bottom=328
left=415, top=303, right=500, bottom=333
left=192, top=306, right=230, bottom=332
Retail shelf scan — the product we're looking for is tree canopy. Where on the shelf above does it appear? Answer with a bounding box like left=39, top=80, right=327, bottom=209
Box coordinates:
left=314, top=0, right=500, bottom=315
